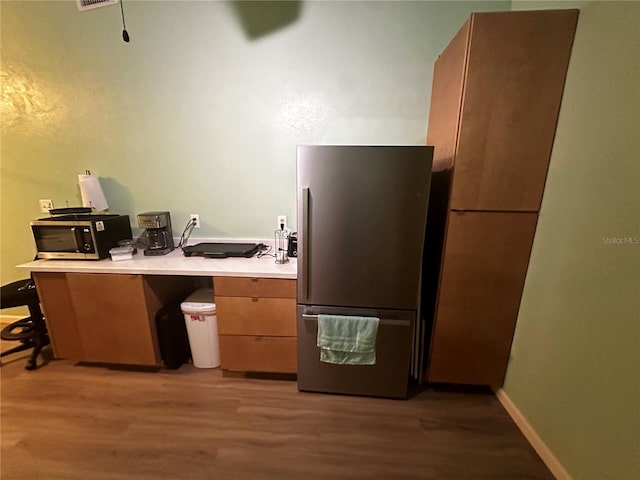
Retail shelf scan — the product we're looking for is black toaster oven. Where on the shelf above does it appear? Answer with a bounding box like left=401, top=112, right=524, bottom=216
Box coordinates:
left=31, top=214, right=132, bottom=260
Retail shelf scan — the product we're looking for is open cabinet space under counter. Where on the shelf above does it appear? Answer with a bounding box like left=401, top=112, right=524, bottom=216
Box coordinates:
left=33, top=272, right=196, bottom=366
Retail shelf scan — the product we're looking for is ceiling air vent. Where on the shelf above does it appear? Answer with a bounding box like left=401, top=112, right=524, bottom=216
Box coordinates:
left=76, top=0, right=118, bottom=12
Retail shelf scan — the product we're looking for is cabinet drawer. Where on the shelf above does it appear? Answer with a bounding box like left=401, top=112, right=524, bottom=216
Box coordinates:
left=219, top=335, right=297, bottom=373
left=214, top=276, right=295, bottom=298
left=216, top=296, right=296, bottom=336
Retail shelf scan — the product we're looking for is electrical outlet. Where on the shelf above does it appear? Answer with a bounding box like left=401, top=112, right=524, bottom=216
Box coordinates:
left=39, top=199, right=53, bottom=213
left=190, top=214, right=200, bottom=228
left=277, top=215, right=287, bottom=230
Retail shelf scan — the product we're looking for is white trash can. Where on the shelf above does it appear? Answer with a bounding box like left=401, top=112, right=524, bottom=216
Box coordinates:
left=181, top=288, right=220, bottom=368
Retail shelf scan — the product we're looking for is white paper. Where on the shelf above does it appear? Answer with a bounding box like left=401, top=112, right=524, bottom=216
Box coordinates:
left=78, top=174, right=109, bottom=211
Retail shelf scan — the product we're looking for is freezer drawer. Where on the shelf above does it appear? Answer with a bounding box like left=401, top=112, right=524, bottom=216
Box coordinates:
left=296, top=306, right=415, bottom=399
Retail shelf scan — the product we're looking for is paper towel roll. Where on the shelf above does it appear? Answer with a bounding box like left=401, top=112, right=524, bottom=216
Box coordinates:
left=78, top=174, right=109, bottom=211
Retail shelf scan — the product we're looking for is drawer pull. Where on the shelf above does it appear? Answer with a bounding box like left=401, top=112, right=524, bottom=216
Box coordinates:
left=251, top=297, right=259, bottom=302
left=251, top=278, right=259, bottom=283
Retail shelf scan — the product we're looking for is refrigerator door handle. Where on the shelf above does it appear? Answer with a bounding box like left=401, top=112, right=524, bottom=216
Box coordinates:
left=302, top=187, right=310, bottom=302
left=301, top=314, right=410, bottom=327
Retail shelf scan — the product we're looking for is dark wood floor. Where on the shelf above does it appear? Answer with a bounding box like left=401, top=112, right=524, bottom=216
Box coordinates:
left=1, top=346, right=553, bottom=480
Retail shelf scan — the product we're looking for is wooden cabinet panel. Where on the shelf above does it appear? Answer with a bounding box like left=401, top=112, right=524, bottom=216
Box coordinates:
left=424, top=10, right=578, bottom=387
left=214, top=276, right=295, bottom=298
left=219, top=336, right=297, bottom=373
left=216, top=297, right=296, bottom=336
left=66, top=273, right=159, bottom=366
left=427, top=212, right=538, bottom=387
left=426, top=19, right=470, bottom=173
left=450, top=10, right=579, bottom=212
left=33, top=272, right=84, bottom=359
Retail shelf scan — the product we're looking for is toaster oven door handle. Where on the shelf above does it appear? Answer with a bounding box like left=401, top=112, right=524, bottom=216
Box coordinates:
left=71, top=227, right=83, bottom=253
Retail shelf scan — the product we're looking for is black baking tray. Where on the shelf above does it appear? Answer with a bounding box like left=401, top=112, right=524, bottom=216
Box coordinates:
left=182, top=243, right=260, bottom=259
left=48, top=207, right=93, bottom=215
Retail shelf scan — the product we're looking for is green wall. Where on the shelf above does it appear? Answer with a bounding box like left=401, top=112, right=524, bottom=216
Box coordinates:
left=504, top=1, right=640, bottom=479
left=3, top=1, right=638, bottom=478
left=0, top=0, right=507, bottom=285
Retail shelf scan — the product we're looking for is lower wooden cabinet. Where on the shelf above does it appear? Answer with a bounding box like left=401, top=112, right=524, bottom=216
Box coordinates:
left=427, top=211, right=538, bottom=387
left=34, top=272, right=194, bottom=366
left=214, top=276, right=297, bottom=374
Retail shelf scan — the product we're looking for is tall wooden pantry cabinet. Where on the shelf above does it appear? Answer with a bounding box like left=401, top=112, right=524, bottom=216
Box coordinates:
left=423, top=10, right=579, bottom=388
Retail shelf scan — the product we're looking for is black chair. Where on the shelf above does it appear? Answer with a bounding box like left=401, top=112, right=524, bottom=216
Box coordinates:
left=1, top=278, right=50, bottom=370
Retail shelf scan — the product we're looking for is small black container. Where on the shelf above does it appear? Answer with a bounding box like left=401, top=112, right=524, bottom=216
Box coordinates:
left=155, top=303, right=191, bottom=369
left=287, top=232, right=298, bottom=258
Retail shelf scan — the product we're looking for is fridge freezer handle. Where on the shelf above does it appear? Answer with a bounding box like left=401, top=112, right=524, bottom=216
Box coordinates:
left=301, top=314, right=410, bottom=327
left=302, top=187, right=310, bottom=302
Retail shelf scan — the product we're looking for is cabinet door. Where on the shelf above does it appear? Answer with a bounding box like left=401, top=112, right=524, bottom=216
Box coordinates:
left=426, top=18, right=469, bottom=173
left=33, top=272, right=84, bottom=359
left=66, top=273, right=159, bottom=366
left=427, top=211, right=538, bottom=387
left=450, top=10, right=579, bottom=211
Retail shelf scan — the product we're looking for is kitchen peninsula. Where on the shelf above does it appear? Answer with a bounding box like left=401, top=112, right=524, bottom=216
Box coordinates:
left=18, top=248, right=297, bottom=372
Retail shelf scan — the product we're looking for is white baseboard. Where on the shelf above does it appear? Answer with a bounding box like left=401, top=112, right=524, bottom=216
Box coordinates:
left=495, top=389, right=572, bottom=480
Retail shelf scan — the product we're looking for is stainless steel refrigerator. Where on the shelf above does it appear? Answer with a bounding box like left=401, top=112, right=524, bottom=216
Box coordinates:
left=296, top=145, right=433, bottom=398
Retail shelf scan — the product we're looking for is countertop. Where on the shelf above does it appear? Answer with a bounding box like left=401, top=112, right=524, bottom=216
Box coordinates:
left=18, top=248, right=297, bottom=279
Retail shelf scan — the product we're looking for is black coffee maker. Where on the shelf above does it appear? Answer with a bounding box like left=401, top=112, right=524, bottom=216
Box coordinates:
left=137, top=211, right=175, bottom=256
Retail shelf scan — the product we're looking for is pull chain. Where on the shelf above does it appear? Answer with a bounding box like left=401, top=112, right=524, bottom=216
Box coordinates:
left=120, top=0, right=130, bottom=42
